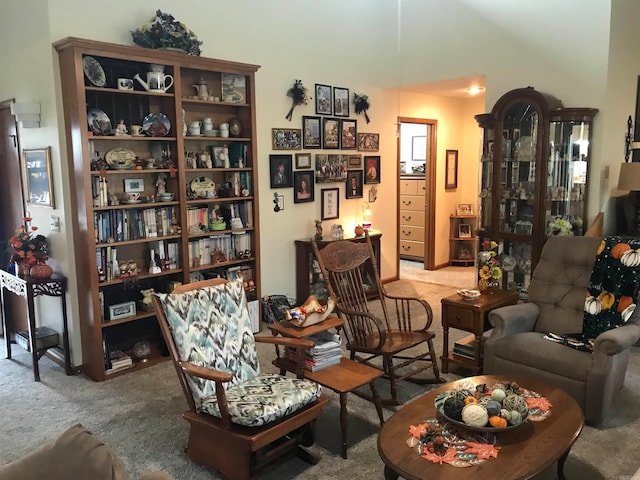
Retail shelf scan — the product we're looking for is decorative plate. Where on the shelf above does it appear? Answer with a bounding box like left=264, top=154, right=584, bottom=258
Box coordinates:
left=82, top=55, right=106, bottom=87
left=142, top=113, right=171, bottom=137
left=87, top=108, right=112, bottom=136
left=456, top=289, right=481, bottom=300
left=190, top=176, right=216, bottom=198
left=105, top=147, right=136, bottom=170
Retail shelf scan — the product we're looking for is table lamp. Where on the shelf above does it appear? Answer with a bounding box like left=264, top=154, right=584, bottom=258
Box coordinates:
left=617, top=161, right=640, bottom=234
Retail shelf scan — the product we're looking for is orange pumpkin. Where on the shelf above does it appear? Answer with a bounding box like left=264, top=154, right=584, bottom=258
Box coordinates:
left=464, top=396, right=478, bottom=406
left=618, top=296, right=634, bottom=312
left=611, top=242, right=631, bottom=259
left=489, top=415, right=507, bottom=428
left=598, top=291, right=615, bottom=310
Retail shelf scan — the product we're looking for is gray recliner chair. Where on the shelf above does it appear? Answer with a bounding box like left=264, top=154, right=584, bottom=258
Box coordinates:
left=484, top=235, right=640, bottom=426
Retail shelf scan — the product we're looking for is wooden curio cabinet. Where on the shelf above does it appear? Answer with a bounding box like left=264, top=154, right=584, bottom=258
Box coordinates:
left=55, top=38, right=261, bottom=380
left=475, top=87, right=597, bottom=296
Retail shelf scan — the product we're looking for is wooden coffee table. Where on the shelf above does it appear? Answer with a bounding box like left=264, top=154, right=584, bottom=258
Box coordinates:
left=377, top=375, right=583, bottom=480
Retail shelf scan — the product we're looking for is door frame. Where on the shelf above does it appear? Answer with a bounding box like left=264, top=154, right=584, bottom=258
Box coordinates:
left=397, top=117, right=437, bottom=271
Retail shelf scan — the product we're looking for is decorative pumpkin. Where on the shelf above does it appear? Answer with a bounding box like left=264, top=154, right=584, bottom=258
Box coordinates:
left=29, top=262, right=53, bottom=280
left=598, top=291, right=615, bottom=310
left=585, top=295, right=602, bottom=315
left=618, top=296, right=634, bottom=313
left=488, top=415, right=507, bottom=428
left=621, top=248, right=640, bottom=267
left=621, top=304, right=636, bottom=322
left=611, top=242, right=631, bottom=259
left=597, top=240, right=606, bottom=255
left=464, top=396, right=478, bottom=405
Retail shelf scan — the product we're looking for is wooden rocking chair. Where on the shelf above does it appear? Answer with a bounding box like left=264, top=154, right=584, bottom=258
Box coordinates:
left=312, top=231, right=443, bottom=405
left=152, top=278, right=329, bottom=480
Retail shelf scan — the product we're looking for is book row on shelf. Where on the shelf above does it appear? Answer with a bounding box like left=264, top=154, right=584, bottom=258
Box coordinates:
left=188, top=232, right=252, bottom=268
left=453, top=331, right=491, bottom=360
left=94, top=206, right=180, bottom=244
left=96, top=240, right=181, bottom=282
left=285, top=331, right=342, bottom=372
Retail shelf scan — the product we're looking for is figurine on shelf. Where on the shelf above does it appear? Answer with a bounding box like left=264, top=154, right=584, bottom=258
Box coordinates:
left=314, top=220, right=323, bottom=241
left=156, top=173, right=167, bottom=195
left=115, top=119, right=129, bottom=136
left=149, top=249, right=161, bottom=274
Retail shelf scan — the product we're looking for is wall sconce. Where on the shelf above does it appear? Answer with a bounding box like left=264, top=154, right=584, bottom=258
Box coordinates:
left=10, top=101, right=41, bottom=128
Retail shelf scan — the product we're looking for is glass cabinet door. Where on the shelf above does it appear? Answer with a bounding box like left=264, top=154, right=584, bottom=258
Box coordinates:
left=479, top=127, right=494, bottom=231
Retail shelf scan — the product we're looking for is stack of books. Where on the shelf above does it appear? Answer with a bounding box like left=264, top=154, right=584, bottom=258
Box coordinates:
left=286, top=331, right=342, bottom=372
left=453, top=330, right=492, bottom=361
left=106, top=350, right=133, bottom=375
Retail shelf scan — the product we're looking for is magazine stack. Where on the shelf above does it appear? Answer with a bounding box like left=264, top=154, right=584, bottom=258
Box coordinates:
left=287, top=330, right=342, bottom=372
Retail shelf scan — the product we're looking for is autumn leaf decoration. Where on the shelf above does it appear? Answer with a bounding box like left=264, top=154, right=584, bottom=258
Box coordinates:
left=285, top=79, right=308, bottom=121
left=353, top=92, right=371, bottom=124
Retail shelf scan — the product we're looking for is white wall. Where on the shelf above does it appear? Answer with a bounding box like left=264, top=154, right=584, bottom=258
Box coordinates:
left=1, top=0, right=638, bottom=366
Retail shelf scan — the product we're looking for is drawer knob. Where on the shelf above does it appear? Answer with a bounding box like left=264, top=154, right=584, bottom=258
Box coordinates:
left=402, top=230, right=411, bottom=236
left=403, top=200, right=412, bottom=206
left=402, top=245, right=411, bottom=251
left=403, top=215, right=411, bottom=221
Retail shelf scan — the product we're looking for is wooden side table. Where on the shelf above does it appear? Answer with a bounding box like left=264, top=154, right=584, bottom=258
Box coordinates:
left=440, top=290, right=518, bottom=374
left=269, top=317, right=385, bottom=459
left=0, top=270, right=74, bottom=381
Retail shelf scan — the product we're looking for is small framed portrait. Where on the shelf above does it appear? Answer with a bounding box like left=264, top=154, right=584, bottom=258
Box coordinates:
left=272, top=128, right=302, bottom=150
left=364, top=156, right=380, bottom=184
left=458, top=224, right=472, bottom=238
left=347, top=154, right=363, bottom=169
left=340, top=119, right=357, bottom=150
left=293, top=170, right=315, bottom=204
left=358, top=133, right=379, bottom=152
left=321, top=188, right=340, bottom=220
left=22, top=147, right=55, bottom=208
left=302, top=116, right=321, bottom=149
left=269, top=154, right=293, bottom=188
left=456, top=203, right=473, bottom=216
left=322, top=117, right=340, bottom=149
left=445, top=149, right=458, bottom=190
left=333, top=87, right=350, bottom=117
left=315, top=83, right=332, bottom=115
left=123, top=178, right=144, bottom=193
left=346, top=170, right=363, bottom=199
left=295, top=153, right=312, bottom=169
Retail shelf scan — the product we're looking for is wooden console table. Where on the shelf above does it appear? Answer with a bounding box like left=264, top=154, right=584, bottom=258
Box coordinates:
left=0, top=269, right=73, bottom=381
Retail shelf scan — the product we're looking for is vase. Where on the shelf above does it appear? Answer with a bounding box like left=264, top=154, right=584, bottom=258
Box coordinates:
left=17, top=262, right=31, bottom=278
left=479, top=278, right=500, bottom=293
left=29, top=261, right=53, bottom=280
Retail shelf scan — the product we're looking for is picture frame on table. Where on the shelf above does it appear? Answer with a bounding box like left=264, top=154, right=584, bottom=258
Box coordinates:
left=272, top=128, right=302, bottom=150
left=346, top=170, right=363, bottom=199
left=321, top=188, right=340, bottom=220
left=445, top=149, right=458, bottom=190
left=295, top=153, right=312, bottom=169
left=340, top=119, right=357, bottom=150
left=358, top=133, right=379, bottom=152
left=322, top=117, right=340, bottom=149
left=22, top=147, right=55, bottom=208
left=302, top=116, right=321, bottom=149
left=364, top=155, right=380, bottom=184
left=458, top=224, right=472, bottom=238
left=293, top=170, right=315, bottom=204
left=269, top=154, right=293, bottom=188
left=333, top=86, right=349, bottom=117
left=315, top=84, right=332, bottom=115
left=456, top=203, right=473, bottom=216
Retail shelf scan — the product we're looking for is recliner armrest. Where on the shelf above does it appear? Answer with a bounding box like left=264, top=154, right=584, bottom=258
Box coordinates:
left=487, top=303, right=539, bottom=340
left=593, top=323, right=640, bottom=355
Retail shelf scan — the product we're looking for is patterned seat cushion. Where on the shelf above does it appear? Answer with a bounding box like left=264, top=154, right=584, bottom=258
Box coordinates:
left=156, top=279, right=321, bottom=427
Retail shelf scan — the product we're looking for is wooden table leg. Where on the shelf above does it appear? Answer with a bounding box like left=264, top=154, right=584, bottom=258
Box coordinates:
left=340, top=392, right=348, bottom=459
left=441, top=323, right=450, bottom=373
left=383, top=465, right=399, bottom=480
left=557, top=449, right=570, bottom=480
left=370, top=380, right=384, bottom=425
left=26, top=286, right=40, bottom=382
left=0, top=285, right=10, bottom=360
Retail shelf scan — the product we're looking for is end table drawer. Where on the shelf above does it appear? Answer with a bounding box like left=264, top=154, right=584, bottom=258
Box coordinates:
left=445, top=306, right=475, bottom=330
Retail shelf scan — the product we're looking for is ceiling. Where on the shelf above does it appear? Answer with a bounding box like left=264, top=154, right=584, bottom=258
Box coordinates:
left=400, top=75, right=486, bottom=99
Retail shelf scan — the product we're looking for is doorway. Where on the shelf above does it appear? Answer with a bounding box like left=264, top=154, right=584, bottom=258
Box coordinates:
left=397, top=117, right=437, bottom=270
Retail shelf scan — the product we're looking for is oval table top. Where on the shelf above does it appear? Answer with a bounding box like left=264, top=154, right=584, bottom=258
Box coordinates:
left=377, top=375, right=584, bottom=480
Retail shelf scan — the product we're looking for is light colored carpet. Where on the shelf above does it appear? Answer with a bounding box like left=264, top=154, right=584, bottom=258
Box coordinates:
left=1, top=278, right=639, bottom=479
left=400, top=260, right=476, bottom=289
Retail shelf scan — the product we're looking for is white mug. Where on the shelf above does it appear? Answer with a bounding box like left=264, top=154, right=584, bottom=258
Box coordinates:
left=117, top=78, right=133, bottom=90
left=219, top=123, right=229, bottom=138
left=202, top=118, right=214, bottom=131
left=127, top=192, right=141, bottom=202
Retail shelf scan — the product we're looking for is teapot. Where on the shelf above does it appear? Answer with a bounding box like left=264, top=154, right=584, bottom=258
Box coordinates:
left=134, top=71, right=174, bottom=93
left=192, top=75, right=209, bottom=100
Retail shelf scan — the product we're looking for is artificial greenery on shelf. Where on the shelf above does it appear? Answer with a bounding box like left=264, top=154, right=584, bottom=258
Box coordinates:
left=131, top=9, right=203, bottom=56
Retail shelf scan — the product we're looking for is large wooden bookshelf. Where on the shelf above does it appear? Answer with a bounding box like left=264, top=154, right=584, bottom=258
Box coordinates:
left=54, top=37, right=261, bottom=381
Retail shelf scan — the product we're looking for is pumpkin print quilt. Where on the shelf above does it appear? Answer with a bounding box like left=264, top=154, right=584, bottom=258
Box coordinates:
left=582, top=236, right=640, bottom=340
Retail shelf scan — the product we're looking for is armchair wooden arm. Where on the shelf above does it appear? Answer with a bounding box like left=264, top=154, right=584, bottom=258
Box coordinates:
left=179, top=361, right=234, bottom=428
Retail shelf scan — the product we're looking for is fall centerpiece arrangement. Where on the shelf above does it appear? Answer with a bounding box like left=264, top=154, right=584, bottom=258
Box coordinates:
left=131, top=10, right=202, bottom=56
left=477, top=239, right=502, bottom=291
left=8, top=217, right=51, bottom=278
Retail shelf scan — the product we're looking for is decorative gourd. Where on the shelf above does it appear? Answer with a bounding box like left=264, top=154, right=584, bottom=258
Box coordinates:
left=585, top=295, right=602, bottom=315
left=464, top=396, right=478, bottom=405
left=598, top=291, right=615, bottom=310
left=597, top=240, right=606, bottom=255
left=618, top=296, right=634, bottom=313
left=621, top=248, right=640, bottom=267
left=611, top=242, right=631, bottom=259
left=489, top=415, right=507, bottom=428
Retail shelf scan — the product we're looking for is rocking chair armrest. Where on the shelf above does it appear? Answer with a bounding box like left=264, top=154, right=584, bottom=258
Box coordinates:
left=337, top=305, right=386, bottom=348
left=179, top=361, right=234, bottom=383
left=255, top=336, right=315, bottom=350
left=380, top=291, right=435, bottom=331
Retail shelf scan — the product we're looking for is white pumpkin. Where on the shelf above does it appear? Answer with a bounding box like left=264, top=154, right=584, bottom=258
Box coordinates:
left=585, top=296, right=602, bottom=315
left=621, top=248, right=640, bottom=267
left=622, top=304, right=636, bottom=322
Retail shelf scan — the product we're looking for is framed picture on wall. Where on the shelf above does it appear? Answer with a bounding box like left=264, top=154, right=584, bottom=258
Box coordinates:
left=272, top=128, right=302, bottom=150
left=22, top=147, right=55, bottom=208
left=322, top=118, right=340, bottom=149
left=333, top=86, right=349, bottom=117
left=295, top=153, right=312, bottom=169
left=269, top=154, right=293, bottom=188
left=315, top=84, right=332, bottom=115
left=302, top=116, right=321, bottom=149
left=364, top=155, right=380, bottom=184
left=445, top=149, right=458, bottom=190
left=358, top=133, right=379, bottom=152
left=340, top=119, right=357, bottom=150
left=321, top=188, right=340, bottom=220
left=346, top=170, right=363, bottom=199
left=293, top=170, right=314, bottom=203
left=412, top=136, right=427, bottom=161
